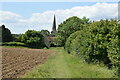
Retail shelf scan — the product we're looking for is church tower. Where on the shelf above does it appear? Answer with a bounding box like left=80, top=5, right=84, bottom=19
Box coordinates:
left=51, top=15, right=56, bottom=36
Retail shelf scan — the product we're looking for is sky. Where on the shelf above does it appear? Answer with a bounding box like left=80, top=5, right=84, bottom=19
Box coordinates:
left=0, top=1, right=119, bottom=34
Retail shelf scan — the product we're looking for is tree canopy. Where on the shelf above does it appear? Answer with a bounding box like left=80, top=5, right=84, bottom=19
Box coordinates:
left=0, top=25, right=13, bottom=42
left=56, top=16, right=89, bottom=46
left=41, top=30, right=50, bottom=36
left=21, top=30, right=46, bottom=48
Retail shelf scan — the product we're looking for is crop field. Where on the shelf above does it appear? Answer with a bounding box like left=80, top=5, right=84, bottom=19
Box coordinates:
left=2, top=47, right=54, bottom=78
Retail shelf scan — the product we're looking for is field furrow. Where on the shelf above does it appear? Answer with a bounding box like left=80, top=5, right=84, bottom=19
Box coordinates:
left=2, top=47, right=54, bottom=78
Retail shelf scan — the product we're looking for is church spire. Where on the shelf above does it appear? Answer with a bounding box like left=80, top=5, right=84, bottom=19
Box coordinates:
left=52, top=14, right=56, bottom=32
left=51, top=14, right=56, bottom=36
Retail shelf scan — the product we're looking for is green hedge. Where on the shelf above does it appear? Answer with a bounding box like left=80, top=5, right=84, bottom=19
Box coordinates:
left=2, top=42, right=26, bottom=46
left=65, top=19, right=120, bottom=77
left=65, top=31, right=82, bottom=54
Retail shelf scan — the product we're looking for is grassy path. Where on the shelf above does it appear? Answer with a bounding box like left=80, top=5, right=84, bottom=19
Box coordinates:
left=23, top=47, right=116, bottom=78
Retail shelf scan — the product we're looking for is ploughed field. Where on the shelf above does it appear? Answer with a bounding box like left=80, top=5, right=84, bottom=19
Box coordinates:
left=2, top=47, right=54, bottom=78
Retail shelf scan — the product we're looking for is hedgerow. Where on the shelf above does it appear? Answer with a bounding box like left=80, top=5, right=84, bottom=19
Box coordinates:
left=2, top=42, right=25, bottom=46
left=65, top=31, right=81, bottom=54
left=65, top=19, right=120, bottom=77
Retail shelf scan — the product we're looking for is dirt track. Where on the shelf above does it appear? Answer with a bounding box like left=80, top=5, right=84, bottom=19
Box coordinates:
left=2, top=47, right=54, bottom=78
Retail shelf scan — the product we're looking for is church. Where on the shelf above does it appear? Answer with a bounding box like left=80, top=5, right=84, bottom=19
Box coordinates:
left=47, top=15, right=57, bottom=44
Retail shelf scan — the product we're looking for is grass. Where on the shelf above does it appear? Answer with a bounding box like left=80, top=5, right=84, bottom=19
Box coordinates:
left=1, top=45, right=50, bottom=49
left=22, top=47, right=117, bottom=78
left=0, top=46, right=27, bottom=48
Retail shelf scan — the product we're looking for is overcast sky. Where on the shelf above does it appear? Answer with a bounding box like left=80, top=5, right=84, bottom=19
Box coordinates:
left=0, top=1, right=118, bottom=34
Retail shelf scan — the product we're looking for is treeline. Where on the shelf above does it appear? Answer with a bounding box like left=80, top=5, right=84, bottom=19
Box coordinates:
left=0, top=25, right=51, bottom=48
left=56, top=16, right=120, bottom=77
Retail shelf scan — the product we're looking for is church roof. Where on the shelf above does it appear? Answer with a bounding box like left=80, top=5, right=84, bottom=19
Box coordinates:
left=47, top=37, right=56, bottom=42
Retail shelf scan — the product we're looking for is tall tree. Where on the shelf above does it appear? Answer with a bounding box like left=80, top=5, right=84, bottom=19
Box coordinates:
left=56, top=16, right=89, bottom=46
left=0, top=25, right=13, bottom=42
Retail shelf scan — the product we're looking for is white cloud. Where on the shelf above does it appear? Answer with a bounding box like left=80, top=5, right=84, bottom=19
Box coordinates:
left=0, top=11, right=21, bottom=23
left=0, top=3, right=118, bottom=34
left=61, top=3, right=117, bottom=20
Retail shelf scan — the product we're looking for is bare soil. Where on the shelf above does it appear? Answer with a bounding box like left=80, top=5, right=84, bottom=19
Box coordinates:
left=2, top=47, right=54, bottom=78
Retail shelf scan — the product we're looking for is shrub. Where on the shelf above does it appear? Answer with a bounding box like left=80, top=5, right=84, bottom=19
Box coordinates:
left=65, top=31, right=81, bottom=54
left=107, top=22, right=120, bottom=77
left=21, top=30, right=50, bottom=48
left=65, top=19, right=119, bottom=76
left=2, top=42, right=25, bottom=46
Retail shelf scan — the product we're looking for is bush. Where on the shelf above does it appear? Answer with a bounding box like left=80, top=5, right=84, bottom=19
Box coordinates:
left=65, top=19, right=120, bottom=76
left=21, top=30, right=49, bottom=48
left=2, top=42, right=25, bottom=46
left=12, top=34, right=22, bottom=42
left=66, top=28, right=90, bottom=61
left=65, top=31, right=81, bottom=54
left=107, top=22, right=120, bottom=77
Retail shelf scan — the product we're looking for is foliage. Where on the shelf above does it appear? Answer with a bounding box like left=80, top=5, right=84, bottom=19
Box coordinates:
left=107, top=22, right=120, bottom=77
left=0, top=25, right=13, bottom=42
left=43, top=35, right=50, bottom=48
left=21, top=30, right=46, bottom=48
left=56, top=16, right=89, bottom=46
left=65, top=31, right=81, bottom=54
left=2, top=42, right=25, bottom=46
left=40, top=30, right=51, bottom=48
left=65, top=19, right=120, bottom=76
left=47, top=37, right=57, bottom=47
left=41, top=30, right=50, bottom=36
left=12, top=34, right=22, bottom=42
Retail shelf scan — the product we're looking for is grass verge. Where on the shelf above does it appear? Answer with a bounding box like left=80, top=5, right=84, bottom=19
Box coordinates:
left=23, top=47, right=117, bottom=78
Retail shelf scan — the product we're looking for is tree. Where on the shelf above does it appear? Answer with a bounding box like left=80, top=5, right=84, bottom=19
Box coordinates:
left=12, top=34, right=22, bottom=42
left=56, top=16, right=89, bottom=46
left=41, top=30, right=50, bottom=36
left=0, top=25, right=13, bottom=42
left=21, top=30, right=45, bottom=48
